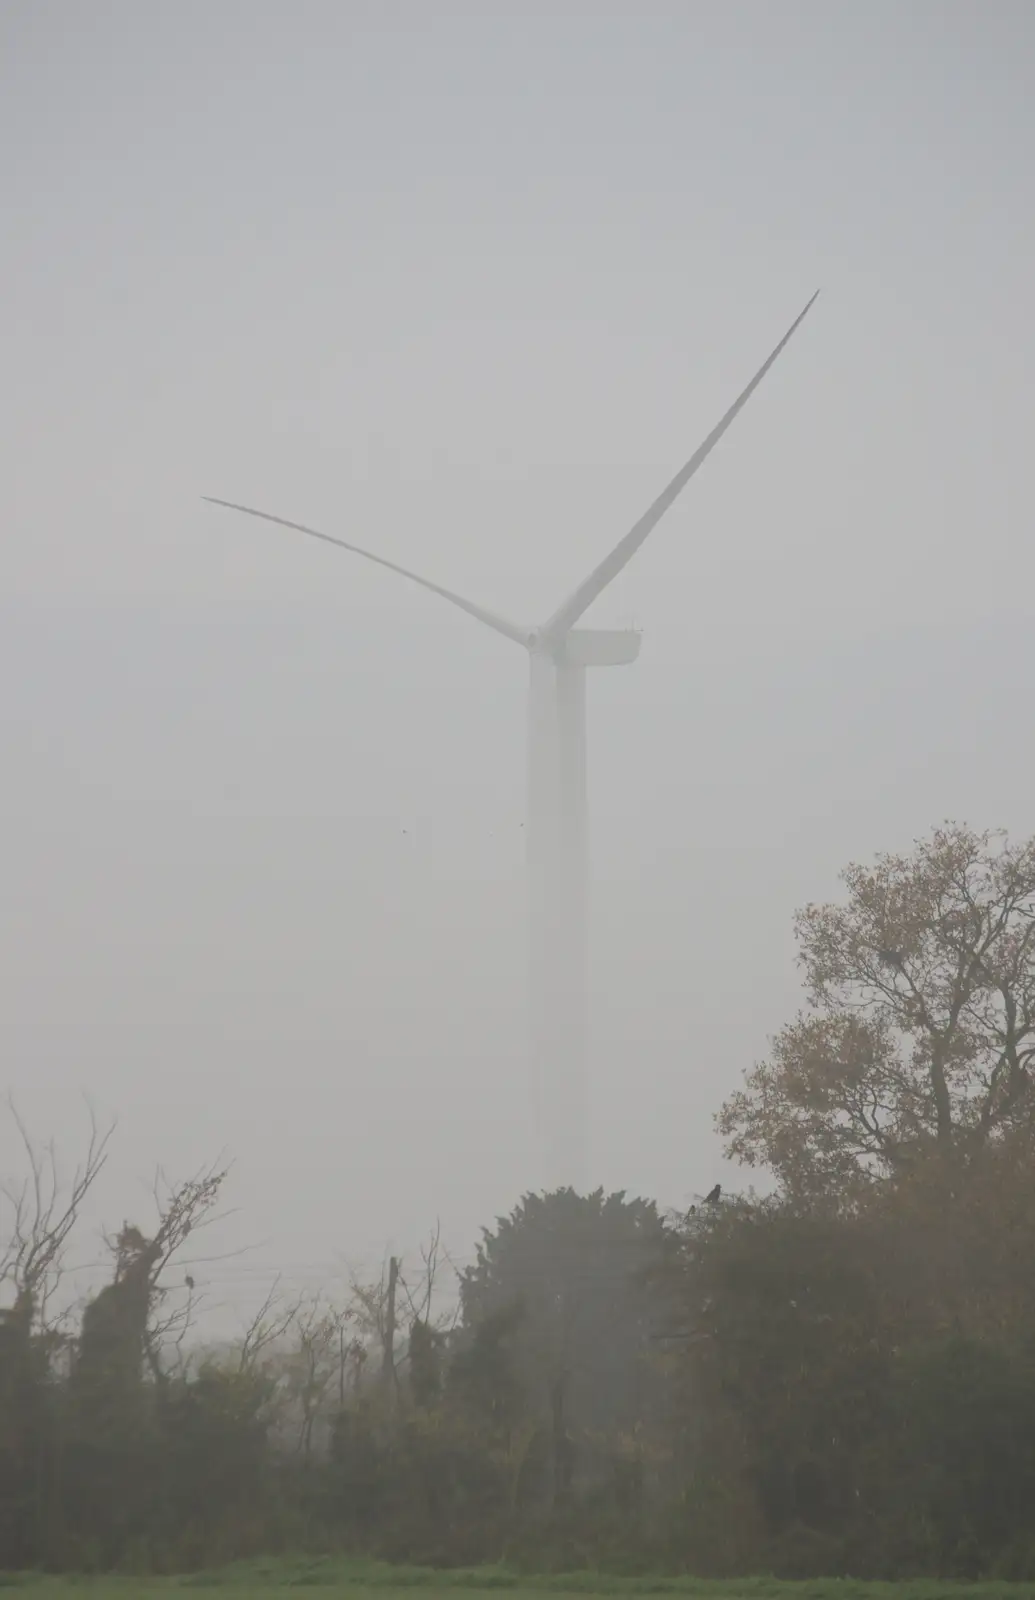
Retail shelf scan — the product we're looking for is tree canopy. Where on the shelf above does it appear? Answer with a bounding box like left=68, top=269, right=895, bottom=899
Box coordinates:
left=719, top=824, right=1035, bottom=1201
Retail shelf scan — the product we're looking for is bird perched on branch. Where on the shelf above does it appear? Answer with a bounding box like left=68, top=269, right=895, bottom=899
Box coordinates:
left=704, top=1184, right=721, bottom=1205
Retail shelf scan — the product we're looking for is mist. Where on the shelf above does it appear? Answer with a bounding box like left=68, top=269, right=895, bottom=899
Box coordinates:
left=3, top=0, right=1034, bottom=1333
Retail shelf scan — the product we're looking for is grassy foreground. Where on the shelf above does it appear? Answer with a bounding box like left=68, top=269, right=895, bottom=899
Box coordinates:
left=4, top=1562, right=1035, bottom=1599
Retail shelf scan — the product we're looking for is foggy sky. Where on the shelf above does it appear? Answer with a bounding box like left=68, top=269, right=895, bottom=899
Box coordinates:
left=2, top=1, right=1034, bottom=1330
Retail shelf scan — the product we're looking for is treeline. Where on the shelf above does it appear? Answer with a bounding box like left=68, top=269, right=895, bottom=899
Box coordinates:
left=6, top=823, right=1035, bottom=1579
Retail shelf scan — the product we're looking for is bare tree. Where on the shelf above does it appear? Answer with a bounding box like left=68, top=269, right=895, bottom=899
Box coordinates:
left=145, top=1162, right=232, bottom=1284
left=236, top=1277, right=299, bottom=1375
left=342, top=1228, right=457, bottom=1419
left=347, top=1254, right=399, bottom=1388
left=144, top=1163, right=233, bottom=1380
left=0, top=1098, right=113, bottom=1333
left=286, top=1296, right=354, bottom=1460
left=398, top=1220, right=450, bottom=1326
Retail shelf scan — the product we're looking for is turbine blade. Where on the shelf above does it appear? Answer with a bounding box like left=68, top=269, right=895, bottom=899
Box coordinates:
left=537, top=291, right=819, bottom=644
left=202, top=498, right=529, bottom=646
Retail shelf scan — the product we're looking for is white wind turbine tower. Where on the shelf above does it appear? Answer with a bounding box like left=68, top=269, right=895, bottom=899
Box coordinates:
left=205, top=292, right=818, bottom=1190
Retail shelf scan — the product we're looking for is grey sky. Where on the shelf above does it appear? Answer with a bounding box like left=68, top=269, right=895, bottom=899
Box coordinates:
left=2, top=1, right=1034, bottom=1326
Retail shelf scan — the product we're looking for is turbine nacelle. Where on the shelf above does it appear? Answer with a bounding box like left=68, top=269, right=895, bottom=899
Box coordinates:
left=525, top=626, right=641, bottom=666
left=559, top=628, right=641, bottom=668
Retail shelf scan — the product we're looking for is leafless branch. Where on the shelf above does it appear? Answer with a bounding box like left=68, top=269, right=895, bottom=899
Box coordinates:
left=0, top=1097, right=114, bottom=1325
left=237, top=1277, right=299, bottom=1373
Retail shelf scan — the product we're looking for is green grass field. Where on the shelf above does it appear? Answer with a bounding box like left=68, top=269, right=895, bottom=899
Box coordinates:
left=4, top=1562, right=1035, bottom=1599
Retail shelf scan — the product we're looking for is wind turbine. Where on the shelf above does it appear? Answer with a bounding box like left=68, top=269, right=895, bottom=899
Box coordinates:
left=204, top=291, right=818, bottom=1190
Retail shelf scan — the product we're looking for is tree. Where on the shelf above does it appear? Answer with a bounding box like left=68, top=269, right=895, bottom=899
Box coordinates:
left=152, top=1360, right=274, bottom=1557
left=448, top=1299, right=526, bottom=1440
left=400, top=1222, right=450, bottom=1410
left=458, top=1188, right=671, bottom=1508
left=75, top=1163, right=228, bottom=1408
left=0, top=1103, right=112, bottom=1567
left=663, top=1198, right=892, bottom=1542
left=719, top=824, right=1035, bottom=1202
left=887, top=1334, right=1035, bottom=1569
left=64, top=1165, right=230, bottom=1562
left=279, top=1295, right=353, bottom=1461
left=1, top=1098, right=112, bottom=1334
